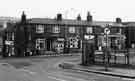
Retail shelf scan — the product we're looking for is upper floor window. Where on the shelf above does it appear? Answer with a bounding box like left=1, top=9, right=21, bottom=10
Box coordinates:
left=36, top=25, right=44, bottom=33
left=12, top=33, right=14, bottom=40
left=69, top=27, right=75, bottom=33
left=53, top=26, right=60, bottom=33
left=119, top=28, right=122, bottom=34
left=86, top=27, right=93, bottom=34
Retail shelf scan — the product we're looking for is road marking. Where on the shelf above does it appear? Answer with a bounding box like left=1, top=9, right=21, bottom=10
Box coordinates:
left=19, top=69, right=36, bottom=75
left=48, top=76, right=67, bottom=81
left=122, top=78, right=135, bottom=81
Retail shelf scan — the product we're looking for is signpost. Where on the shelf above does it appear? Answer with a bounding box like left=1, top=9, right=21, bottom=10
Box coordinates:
left=104, top=27, right=110, bottom=71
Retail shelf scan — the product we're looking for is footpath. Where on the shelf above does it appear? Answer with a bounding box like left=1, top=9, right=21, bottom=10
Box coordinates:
left=59, top=56, right=135, bottom=79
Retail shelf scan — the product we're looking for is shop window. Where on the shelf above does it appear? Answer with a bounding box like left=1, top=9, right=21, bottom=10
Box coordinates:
left=86, top=27, right=93, bottom=34
left=57, top=43, right=64, bottom=48
left=68, top=37, right=79, bottom=48
left=36, top=25, right=44, bottom=33
left=36, top=39, right=45, bottom=50
left=53, top=26, right=60, bottom=33
left=69, top=27, right=75, bottom=33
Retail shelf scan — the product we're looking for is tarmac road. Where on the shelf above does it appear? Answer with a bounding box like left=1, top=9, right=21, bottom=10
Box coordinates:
left=0, top=55, right=133, bottom=81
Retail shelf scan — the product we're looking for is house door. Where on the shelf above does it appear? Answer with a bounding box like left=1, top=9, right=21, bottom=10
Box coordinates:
left=46, top=39, right=52, bottom=51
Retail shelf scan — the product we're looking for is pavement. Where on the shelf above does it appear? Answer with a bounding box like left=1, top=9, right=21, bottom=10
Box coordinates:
left=0, top=54, right=133, bottom=81
left=32, top=53, right=81, bottom=57
left=59, top=56, right=135, bottom=79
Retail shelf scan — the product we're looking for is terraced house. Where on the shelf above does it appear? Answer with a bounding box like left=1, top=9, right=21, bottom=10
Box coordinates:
left=4, top=12, right=129, bottom=57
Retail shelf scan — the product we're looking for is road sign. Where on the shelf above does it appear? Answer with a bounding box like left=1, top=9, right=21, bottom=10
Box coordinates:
left=104, top=28, right=110, bottom=35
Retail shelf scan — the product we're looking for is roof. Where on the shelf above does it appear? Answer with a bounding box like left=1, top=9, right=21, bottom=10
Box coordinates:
left=5, top=22, right=16, bottom=32
left=124, top=22, right=135, bottom=26
left=27, top=18, right=124, bottom=27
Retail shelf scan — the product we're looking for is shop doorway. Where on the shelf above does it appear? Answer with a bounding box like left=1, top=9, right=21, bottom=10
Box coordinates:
left=46, top=39, right=52, bottom=51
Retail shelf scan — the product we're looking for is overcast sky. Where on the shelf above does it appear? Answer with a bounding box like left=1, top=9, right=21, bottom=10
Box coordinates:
left=1, top=0, right=135, bottom=21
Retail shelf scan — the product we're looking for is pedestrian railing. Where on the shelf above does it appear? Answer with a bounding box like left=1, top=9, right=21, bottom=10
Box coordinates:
left=94, top=49, right=129, bottom=64
left=111, top=49, right=129, bottom=64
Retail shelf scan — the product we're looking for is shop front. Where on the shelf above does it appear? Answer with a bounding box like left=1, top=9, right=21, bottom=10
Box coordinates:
left=4, top=40, right=15, bottom=56
left=35, top=37, right=65, bottom=54
left=52, top=38, right=65, bottom=53
left=97, top=34, right=126, bottom=51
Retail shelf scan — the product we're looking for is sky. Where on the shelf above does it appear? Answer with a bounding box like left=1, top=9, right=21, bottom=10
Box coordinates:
left=1, top=0, right=135, bottom=21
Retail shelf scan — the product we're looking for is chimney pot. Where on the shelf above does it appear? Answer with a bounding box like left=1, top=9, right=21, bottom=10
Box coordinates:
left=116, top=18, right=122, bottom=23
left=87, top=12, right=92, bottom=22
left=57, top=13, right=62, bottom=21
left=77, top=14, right=81, bottom=21
left=21, top=11, right=26, bottom=23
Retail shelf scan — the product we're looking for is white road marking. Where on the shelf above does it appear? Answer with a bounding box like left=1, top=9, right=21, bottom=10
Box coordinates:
left=122, top=78, right=135, bottom=81
left=48, top=72, right=94, bottom=81
left=48, top=76, right=66, bottom=81
left=19, top=69, right=36, bottom=75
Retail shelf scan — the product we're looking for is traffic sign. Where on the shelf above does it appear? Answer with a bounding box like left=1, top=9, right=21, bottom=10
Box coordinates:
left=104, top=28, right=110, bottom=34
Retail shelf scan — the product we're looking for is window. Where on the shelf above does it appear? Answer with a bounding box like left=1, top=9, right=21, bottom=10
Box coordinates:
left=28, top=34, right=31, bottom=40
left=68, top=37, right=79, bottom=48
left=69, top=27, right=75, bottom=33
left=119, top=28, right=122, bottom=34
left=36, top=25, right=44, bottom=33
left=12, top=33, right=14, bottom=40
left=53, top=26, right=60, bottom=33
left=87, top=27, right=93, bottom=34
left=36, top=39, right=45, bottom=50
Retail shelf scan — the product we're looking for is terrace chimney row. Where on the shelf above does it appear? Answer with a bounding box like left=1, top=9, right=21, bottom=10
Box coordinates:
left=56, top=12, right=93, bottom=21
left=77, top=14, right=81, bottom=21
left=87, top=12, right=92, bottom=22
left=116, top=18, right=122, bottom=23
left=57, top=13, right=62, bottom=21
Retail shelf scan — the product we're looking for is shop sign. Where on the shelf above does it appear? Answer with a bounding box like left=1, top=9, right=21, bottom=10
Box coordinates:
left=5, top=40, right=14, bottom=45
left=57, top=38, right=64, bottom=41
left=84, top=35, right=95, bottom=40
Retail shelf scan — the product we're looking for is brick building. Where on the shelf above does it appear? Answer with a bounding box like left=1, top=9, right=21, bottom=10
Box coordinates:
left=3, top=12, right=127, bottom=56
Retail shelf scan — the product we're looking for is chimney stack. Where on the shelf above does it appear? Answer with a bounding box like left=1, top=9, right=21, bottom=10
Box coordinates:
left=116, top=18, right=122, bottom=23
left=77, top=14, right=81, bottom=21
left=21, top=11, right=26, bottom=23
left=57, top=13, right=62, bottom=21
left=87, top=12, right=92, bottom=22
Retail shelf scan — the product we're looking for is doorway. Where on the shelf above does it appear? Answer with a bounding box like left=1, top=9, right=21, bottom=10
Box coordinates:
left=46, top=39, right=52, bottom=51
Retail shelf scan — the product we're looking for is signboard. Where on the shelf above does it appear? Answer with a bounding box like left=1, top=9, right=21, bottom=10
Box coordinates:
left=84, top=35, right=95, bottom=40
left=5, top=41, right=14, bottom=45
left=57, top=38, right=65, bottom=41
left=102, top=36, right=110, bottom=46
left=104, top=28, right=110, bottom=35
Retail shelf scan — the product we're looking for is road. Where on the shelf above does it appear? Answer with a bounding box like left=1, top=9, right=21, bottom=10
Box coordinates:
left=0, top=55, right=133, bottom=81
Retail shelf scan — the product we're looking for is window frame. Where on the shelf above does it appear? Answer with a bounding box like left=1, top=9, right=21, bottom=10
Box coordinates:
left=53, top=26, right=60, bottom=33
left=36, top=38, right=45, bottom=50
left=69, top=27, right=75, bottom=33
left=86, top=27, right=93, bottom=34
left=36, top=25, right=44, bottom=33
